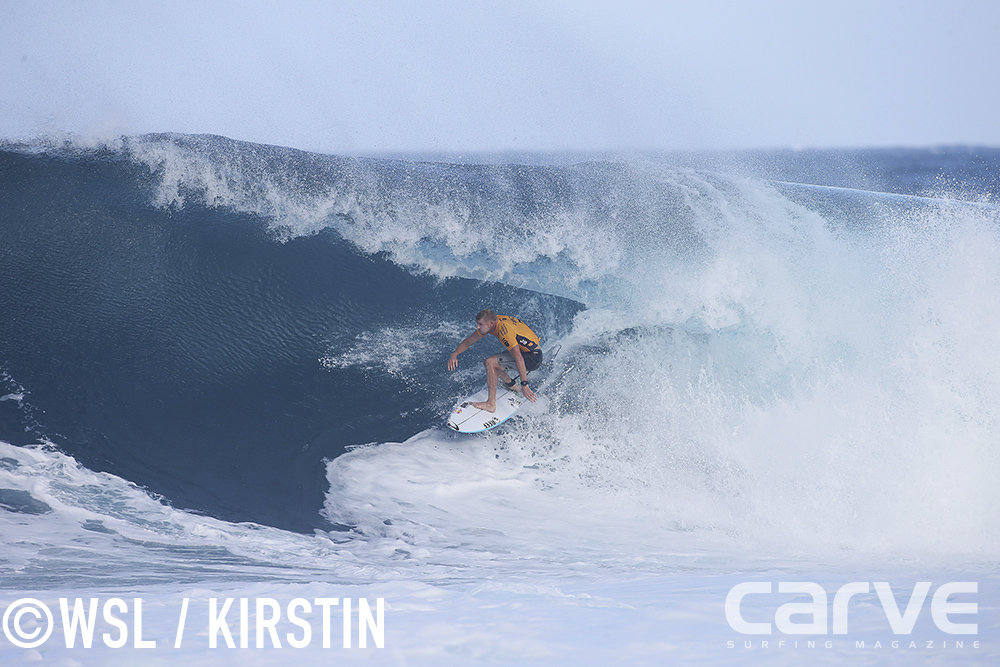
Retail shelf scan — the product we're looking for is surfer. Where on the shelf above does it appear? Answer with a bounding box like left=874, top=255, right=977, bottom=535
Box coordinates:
left=447, top=309, right=541, bottom=412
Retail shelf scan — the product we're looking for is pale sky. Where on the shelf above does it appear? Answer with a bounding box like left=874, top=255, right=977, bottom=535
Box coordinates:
left=2, top=0, right=999, bottom=154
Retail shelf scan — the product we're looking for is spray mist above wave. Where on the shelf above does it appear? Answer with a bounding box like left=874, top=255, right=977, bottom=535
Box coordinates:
left=120, top=134, right=999, bottom=318
left=117, top=134, right=638, bottom=299
left=117, top=133, right=823, bottom=309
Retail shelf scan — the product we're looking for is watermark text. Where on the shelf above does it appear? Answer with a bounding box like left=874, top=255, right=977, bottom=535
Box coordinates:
left=3, top=596, right=384, bottom=650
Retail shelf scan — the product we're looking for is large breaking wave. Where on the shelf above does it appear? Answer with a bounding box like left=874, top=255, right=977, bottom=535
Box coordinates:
left=2, top=134, right=999, bottom=563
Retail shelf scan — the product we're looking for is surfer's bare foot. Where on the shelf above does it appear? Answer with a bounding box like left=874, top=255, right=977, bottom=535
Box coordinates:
left=471, top=400, right=496, bottom=413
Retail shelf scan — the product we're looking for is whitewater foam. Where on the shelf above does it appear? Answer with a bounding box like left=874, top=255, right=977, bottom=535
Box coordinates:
left=311, top=169, right=1000, bottom=563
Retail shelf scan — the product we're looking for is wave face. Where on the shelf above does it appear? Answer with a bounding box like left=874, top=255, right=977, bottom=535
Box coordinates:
left=2, top=135, right=1000, bottom=561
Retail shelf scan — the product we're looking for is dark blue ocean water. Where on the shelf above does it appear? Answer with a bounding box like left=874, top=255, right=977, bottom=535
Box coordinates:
left=1, top=135, right=998, bottom=534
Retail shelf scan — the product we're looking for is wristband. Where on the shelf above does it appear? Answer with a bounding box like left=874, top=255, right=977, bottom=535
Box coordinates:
left=520, top=380, right=529, bottom=386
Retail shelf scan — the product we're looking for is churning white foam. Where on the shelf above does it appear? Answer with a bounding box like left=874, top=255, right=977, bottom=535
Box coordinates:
left=321, top=173, right=1000, bottom=565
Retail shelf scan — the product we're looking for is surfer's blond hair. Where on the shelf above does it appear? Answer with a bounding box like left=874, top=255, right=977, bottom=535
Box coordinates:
left=475, top=309, right=497, bottom=324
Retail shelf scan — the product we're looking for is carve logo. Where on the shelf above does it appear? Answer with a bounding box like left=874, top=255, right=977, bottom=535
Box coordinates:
left=725, top=582, right=977, bottom=635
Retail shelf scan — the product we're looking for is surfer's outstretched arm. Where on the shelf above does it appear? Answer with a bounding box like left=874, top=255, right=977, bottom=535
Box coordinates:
left=447, top=330, right=483, bottom=370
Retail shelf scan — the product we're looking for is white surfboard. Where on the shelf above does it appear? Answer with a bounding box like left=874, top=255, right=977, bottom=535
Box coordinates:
left=447, top=345, right=559, bottom=433
left=447, top=381, right=526, bottom=433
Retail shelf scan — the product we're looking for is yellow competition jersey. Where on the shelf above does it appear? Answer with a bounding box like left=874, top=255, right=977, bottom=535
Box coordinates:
left=493, top=315, right=540, bottom=353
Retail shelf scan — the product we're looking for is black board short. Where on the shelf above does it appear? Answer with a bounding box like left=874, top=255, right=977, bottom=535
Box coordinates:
left=497, top=348, right=543, bottom=373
